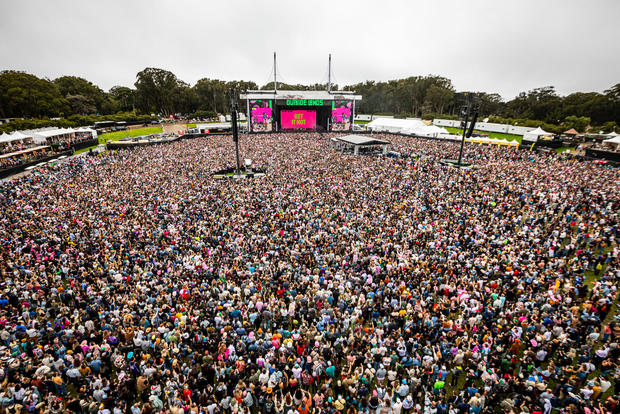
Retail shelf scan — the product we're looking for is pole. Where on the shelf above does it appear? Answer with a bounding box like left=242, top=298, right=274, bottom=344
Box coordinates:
left=352, top=99, right=356, bottom=132
left=457, top=93, right=471, bottom=167
left=246, top=98, right=250, bottom=135
left=230, top=89, right=241, bottom=176
left=328, top=54, right=332, bottom=93
left=274, top=52, right=277, bottom=93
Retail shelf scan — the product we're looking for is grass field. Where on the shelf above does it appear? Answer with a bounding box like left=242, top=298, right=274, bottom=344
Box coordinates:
left=444, top=127, right=523, bottom=143
left=555, top=146, right=576, bottom=154
left=74, top=127, right=164, bottom=155
left=98, top=127, right=163, bottom=144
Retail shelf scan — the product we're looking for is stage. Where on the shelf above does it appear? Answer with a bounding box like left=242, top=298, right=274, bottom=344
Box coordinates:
left=241, top=90, right=362, bottom=133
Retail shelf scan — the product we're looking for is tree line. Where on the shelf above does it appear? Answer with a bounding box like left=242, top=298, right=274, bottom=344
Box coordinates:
left=0, top=68, right=618, bottom=133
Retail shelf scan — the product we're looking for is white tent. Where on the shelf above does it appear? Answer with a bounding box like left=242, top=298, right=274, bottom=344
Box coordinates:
left=0, top=133, right=14, bottom=143
left=403, top=124, right=449, bottom=137
left=0, top=131, right=34, bottom=145
left=522, top=126, right=551, bottom=143
left=10, top=131, right=33, bottom=140
left=75, top=127, right=98, bottom=140
left=602, top=134, right=620, bottom=150
left=367, top=118, right=427, bottom=133
left=32, top=128, right=76, bottom=144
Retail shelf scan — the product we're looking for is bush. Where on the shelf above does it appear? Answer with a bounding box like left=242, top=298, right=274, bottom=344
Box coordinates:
left=0, top=112, right=157, bottom=133
left=190, top=110, right=218, bottom=120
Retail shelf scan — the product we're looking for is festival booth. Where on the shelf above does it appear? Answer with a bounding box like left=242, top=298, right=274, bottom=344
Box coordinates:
left=0, top=145, right=51, bottom=169
left=75, top=127, right=97, bottom=141
left=563, top=128, right=579, bottom=137
left=522, top=127, right=552, bottom=143
left=0, top=131, right=35, bottom=154
left=32, top=128, right=76, bottom=145
left=602, top=134, right=620, bottom=151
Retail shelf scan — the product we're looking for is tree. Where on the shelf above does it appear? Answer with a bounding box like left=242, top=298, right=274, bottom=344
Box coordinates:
left=109, top=86, right=136, bottom=112
left=66, top=94, right=97, bottom=115
left=0, top=71, right=68, bottom=118
left=563, top=115, right=590, bottom=132
left=423, top=85, right=454, bottom=114
left=476, top=93, right=503, bottom=116
left=190, top=109, right=218, bottom=120
left=194, top=78, right=228, bottom=114
left=604, top=83, right=620, bottom=102
left=134, top=67, right=197, bottom=116
left=54, top=76, right=113, bottom=114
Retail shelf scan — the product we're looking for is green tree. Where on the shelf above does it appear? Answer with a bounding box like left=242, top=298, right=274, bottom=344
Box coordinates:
left=563, top=115, right=590, bottom=132
left=0, top=71, right=68, bottom=118
left=109, top=86, right=136, bottom=112
left=423, top=85, right=454, bottom=114
left=66, top=94, right=97, bottom=115
left=54, top=76, right=113, bottom=114
left=135, top=67, right=195, bottom=116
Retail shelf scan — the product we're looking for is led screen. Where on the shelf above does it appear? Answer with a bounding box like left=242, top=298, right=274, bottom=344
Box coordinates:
left=250, top=100, right=273, bottom=132
left=281, top=110, right=317, bottom=129
left=331, top=100, right=352, bottom=131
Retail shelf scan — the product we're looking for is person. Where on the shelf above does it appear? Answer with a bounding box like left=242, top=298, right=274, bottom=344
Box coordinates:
left=0, top=132, right=616, bottom=413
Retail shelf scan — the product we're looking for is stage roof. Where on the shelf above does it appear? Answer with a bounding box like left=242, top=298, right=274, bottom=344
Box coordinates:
left=240, top=90, right=362, bottom=101
left=335, top=135, right=390, bottom=146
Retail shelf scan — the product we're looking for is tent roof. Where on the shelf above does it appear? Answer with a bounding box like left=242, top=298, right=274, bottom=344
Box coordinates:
left=32, top=128, right=75, bottom=138
left=603, top=135, right=620, bottom=144
left=367, top=118, right=426, bottom=129
left=10, top=131, right=33, bottom=140
left=401, top=124, right=449, bottom=137
left=563, top=128, right=579, bottom=135
left=335, top=135, right=390, bottom=146
left=527, top=126, right=550, bottom=135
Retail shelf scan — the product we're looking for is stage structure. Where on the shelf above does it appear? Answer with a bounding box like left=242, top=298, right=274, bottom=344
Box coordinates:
left=240, top=53, right=362, bottom=133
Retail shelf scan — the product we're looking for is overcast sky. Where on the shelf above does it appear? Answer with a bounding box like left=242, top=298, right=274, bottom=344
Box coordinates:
left=1, top=0, right=618, bottom=100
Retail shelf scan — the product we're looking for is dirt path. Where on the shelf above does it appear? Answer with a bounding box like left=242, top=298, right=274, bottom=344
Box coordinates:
left=162, top=122, right=187, bottom=134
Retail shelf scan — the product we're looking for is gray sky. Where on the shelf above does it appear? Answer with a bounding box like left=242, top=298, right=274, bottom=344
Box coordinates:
left=1, top=0, right=618, bottom=100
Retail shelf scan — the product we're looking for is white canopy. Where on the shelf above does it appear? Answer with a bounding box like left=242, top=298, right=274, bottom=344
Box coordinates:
left=602, top=135, right=620, bottom=150
left=0, top=133, right=13, bottom=143
left=0, top=131, right=34, bottom=144
left=31, top=128, right=76, bottom=144
left=402, top=124, right=449, bottom=137
left=522, top=126, right=551, bottom=142
left=10, top=131, right=33, bottom=140
left=367, top=118, right=427, bottom=133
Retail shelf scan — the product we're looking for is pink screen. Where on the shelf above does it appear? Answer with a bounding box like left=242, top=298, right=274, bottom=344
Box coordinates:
left=281, top=110, right=316, bottom=129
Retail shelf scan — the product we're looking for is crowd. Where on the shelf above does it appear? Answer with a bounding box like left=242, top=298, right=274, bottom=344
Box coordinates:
left=0, top=148, right=51, bottom=170
left=0, top=133, right=618, bottom=414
